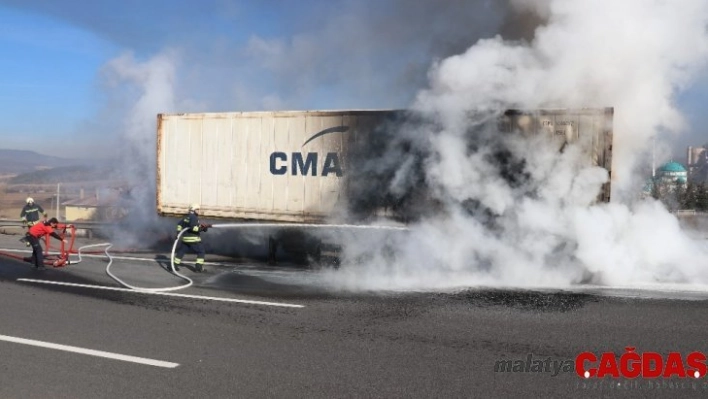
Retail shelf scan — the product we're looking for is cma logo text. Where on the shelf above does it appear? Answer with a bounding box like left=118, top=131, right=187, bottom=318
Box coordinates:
left=269, top=152, right=343, bottom=177
left=269, top=126, right=348, bottom=177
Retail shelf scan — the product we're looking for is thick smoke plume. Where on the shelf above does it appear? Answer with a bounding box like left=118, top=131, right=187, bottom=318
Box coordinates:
left=323, top=0, right=708, bottom=290
left=78, top=0, right=536, bottom=250
left=65, top=0, right=708, bottom=290
left=96, top=50, right=182, bottom=247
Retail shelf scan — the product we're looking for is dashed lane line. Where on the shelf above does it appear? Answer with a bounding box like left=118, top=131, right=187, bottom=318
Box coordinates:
left=0, top=333, right=179, bottom=368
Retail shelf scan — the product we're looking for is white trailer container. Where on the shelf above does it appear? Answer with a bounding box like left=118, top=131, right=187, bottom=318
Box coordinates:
left=156, top=108, right=613, bottom=222
left=157, top=110, right=398, bottom=222
left=499, top=107, right=614, bottom=203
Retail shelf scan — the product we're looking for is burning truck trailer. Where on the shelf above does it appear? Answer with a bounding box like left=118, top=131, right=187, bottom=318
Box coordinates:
left=156, top=108, right=613, bottom=265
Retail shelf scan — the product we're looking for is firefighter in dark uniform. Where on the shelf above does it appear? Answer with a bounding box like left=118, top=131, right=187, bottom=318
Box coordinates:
left=173, top=204, right=209, bottom=272
left=20, top=197, right=47, bottom=229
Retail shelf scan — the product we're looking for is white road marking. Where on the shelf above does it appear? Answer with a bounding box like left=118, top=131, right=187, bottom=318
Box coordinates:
left=0, top=334, right=179, bottom=368
left=0, top=248, right=228, bottom=266
left=17, top=278, right=305, bottom=308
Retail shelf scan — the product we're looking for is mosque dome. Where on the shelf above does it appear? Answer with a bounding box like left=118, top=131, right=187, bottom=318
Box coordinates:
left=659, top=161, right=687, bottom=173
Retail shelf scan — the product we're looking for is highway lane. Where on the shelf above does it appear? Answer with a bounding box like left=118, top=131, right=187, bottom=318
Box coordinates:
left=2, top=236, right=708, bottom=397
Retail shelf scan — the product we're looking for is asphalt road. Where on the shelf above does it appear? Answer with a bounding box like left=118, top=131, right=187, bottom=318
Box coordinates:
left=1, top=233, right=708, bottom=398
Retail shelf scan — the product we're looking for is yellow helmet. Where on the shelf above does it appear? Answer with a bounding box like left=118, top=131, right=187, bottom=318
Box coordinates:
left=26, top=197, right=34, bottom=204
left=189, top=203, right=200, bottom=211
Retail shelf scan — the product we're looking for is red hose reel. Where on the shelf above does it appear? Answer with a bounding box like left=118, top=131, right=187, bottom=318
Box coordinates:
left=42, top=223, right=77, bottom=267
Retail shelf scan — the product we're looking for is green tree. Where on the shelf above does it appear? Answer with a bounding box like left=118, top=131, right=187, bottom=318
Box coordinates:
left=695, top=183, right=708, bottom=211
left=681, top=182, right=697, bottom=210
left=650, top=178, right=661, bottom=201
left=666, top=183, right=685, bottom=212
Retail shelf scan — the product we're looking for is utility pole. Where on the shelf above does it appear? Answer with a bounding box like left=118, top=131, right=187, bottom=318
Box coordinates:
left=652, top=136, right=656, bottom=178
left=56, top=183, right=60, bottom=219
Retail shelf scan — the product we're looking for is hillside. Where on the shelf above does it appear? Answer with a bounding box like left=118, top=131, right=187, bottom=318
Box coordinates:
left=8, top=164, right=122, bottom=185
left=0, top=149, right=81, bottom=175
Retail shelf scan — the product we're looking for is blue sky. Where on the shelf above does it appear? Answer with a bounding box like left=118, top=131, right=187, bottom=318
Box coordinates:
left=0, top=0, right=505, bottom=156
left=0, top=0, right=706, bottom=161
left=0, top=6, right=108, bottom=147
left=0, top=1, right=312, bottom=154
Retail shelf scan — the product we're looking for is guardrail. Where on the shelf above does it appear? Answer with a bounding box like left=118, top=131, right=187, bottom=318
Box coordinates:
left=674, top=210, right=708, bottom=217
left=0, top=219, right=112, bottom=238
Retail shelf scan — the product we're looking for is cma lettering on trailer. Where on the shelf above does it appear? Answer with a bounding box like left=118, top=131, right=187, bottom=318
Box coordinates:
left=269, top=125, right=349, bottom=177
left=269, top=152, right=344, bottom=177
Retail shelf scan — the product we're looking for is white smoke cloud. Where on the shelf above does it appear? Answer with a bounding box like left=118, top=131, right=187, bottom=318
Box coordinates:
left=97, top=50, right=184, bottom=246
left=572, top=201, right=704, bottom=285
left=103, top=50, right=178, bottom=148
left=69, top=0, right=708, bottom=290
left=323, top=0, right=708, bottom=291
left=419, top=1, right=708, bottom=195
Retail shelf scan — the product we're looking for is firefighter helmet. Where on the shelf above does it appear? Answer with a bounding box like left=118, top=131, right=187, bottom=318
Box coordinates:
left=190, top=203, right=200, bottom=211
left=26, top=197, right=34, bottom=204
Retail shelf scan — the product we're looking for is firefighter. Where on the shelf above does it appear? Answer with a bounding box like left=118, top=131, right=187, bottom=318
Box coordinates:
left=23, top=217, right=67, bottom=270
left=173, top=204, right=209, bottom=272
left=20, top=197, right=47, bottom=229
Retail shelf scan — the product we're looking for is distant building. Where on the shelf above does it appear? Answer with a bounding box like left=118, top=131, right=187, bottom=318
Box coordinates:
left=658, top=161, right=688, bottom=185
left=687, top=145, right=708, bottom=182
left=642, top=161, right=688, bottom=198
left=62, top=188, right=128, bottom=222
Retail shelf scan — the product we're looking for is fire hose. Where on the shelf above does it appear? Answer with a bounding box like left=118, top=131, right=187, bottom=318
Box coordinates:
left=0, top=223, right=196, bottom=292
left=1, top=221, right=408, bottom=292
